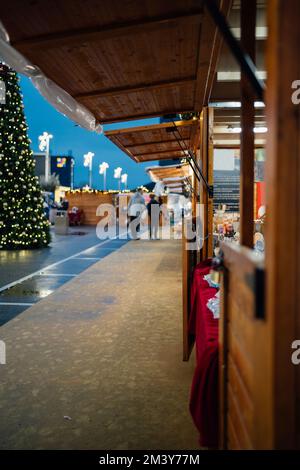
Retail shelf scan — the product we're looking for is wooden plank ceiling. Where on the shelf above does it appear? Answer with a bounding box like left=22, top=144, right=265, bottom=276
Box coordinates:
left=146, top=163, right=192, bottom=192
left=105, top=119, right=199, bottom=163
left=1, top=0, right=231, bottom=125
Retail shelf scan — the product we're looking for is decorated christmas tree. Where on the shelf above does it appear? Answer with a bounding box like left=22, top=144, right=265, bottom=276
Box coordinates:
left=0, top=63, right=50, bottom=249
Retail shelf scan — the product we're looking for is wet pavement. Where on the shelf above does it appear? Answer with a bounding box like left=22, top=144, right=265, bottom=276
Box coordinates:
left=0, top=226, right=128, bottom=326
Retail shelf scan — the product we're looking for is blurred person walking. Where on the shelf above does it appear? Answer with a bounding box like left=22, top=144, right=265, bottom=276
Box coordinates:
left=146, top=194, right=160, bottom=240
left=128, top=188, right=146, bottom=239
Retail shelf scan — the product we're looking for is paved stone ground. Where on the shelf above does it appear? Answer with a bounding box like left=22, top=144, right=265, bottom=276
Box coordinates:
left=0, top=239, right=198, bottom=450
left=0, top=226, right=128, bottom=325
left=0, top=226, right=102, bottom=289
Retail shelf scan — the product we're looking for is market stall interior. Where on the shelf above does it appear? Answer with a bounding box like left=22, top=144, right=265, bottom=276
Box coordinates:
left=0, top=0, right=299, bottom=450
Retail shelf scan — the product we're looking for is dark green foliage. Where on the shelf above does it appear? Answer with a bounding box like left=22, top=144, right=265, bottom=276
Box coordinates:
left=0, top=64, right=50, bottom=249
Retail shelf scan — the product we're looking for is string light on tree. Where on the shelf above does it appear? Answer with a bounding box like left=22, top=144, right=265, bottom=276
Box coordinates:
left=0, top=63, right=50, bottom=249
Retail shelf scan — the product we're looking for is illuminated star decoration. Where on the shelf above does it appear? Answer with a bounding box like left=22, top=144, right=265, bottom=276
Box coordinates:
left=83, top=151, right=95, bottom=170
left=99, top=161, right=109, bottom=174
left=114, top=167, right=122, bottom=179
left=38, top=131, right=53, bottom=151
left=121, top=173, right=128, bottom=184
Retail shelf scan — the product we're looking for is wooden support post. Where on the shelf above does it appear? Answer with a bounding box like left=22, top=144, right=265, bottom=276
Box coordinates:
left=240, top=0, right=256, bottom=247
left=201, top=107, right=214, bottom=259
left=202, top=108, right=209, bottom=260
left=208, top=107, right=214, bottom=258
left=193, top=118, right=201, bottom=264
left=265, top=0, right=300, bottom=449
left=199, top=112, right=205, bottom=261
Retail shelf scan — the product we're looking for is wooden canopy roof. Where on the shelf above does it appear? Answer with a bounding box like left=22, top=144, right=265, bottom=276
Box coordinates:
left=105, top=119, right=199, bottom=163
left=1, top=0, right=231, bottom=125
left=146, top=163, right=191, bottom=183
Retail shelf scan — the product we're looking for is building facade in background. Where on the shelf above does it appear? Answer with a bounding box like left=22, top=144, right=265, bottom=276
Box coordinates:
left=213, top=149, right=265, bottom=213
left=33, top=154, right=74, bottom=188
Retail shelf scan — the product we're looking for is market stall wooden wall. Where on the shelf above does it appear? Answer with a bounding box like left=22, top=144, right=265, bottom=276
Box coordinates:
left=219, top=244, right=268, bottom=449
left=66, top=192, right=114, bottom=225
left=265, top=0, right=300, bottom=448
left=216, top=0, right=300, bottom=450
left=216, top=0, right=271, bottom=450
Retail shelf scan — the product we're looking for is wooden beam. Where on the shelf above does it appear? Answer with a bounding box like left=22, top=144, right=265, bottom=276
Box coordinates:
left=101, top=109, right=194, bottom=124
left=214, top=108, right=265, bottom=118
left=12, top=11, right=202, bottom=51
left=162, top=178, right=190, bottom=185
left=240, top=0, right=256, bottom=248
left=134, top=149, right=184, bottom=157
left=101, top=107, right=193, bottom=124
left=104, top=119, right=197, bottom=136
left=213, top=132, right=241, bottom=140
left=214, top=108, right=264, bottom=115
left=214, top=117, right=266, bottom=126
left=124, top=138, right=190, bottom=149
left=75, top=77, right=195, bottom=100
left=137, top=155, right=182, bottom=163
left=214, top=144, right=264, bottom=149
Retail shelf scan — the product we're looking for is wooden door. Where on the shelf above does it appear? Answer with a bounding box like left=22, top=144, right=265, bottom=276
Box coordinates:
left=210, top=0, right=300, bottom=449
left=219, top=243, right=271, bottom=449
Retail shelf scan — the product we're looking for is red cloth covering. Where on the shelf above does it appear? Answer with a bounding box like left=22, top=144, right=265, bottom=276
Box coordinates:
left=68, top=210, right=83, bottom=225
left=189, top=260, right=219, bottom=448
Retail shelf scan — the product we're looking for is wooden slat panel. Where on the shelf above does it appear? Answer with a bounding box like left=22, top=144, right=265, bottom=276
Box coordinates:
left=228, top=273, right=255, bottom=319
left=0, top=0, right=206, bottom=123
left=147, top=165, right=191, bottom=181
left=218, top=272, right=228, bottom=448
left=220, top=242, right=271, bottom=449
left=228, top=356, right=254, bottom=435
left=228, top=294, right=253, bottom=359
left=1, top=0, right=203, bottom=42
left=105, top=120, right=198, bottom=163
left=227, top=328, right=253, bottom=397
left=81, top=82, right=196, bottom=123
left=227, top=383, right=253, bottom=449
left=228, top=414, right=241, bottom=450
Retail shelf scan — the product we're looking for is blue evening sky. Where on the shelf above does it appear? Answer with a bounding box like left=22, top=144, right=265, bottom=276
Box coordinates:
left=19, top=76, right=158, bottom=190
